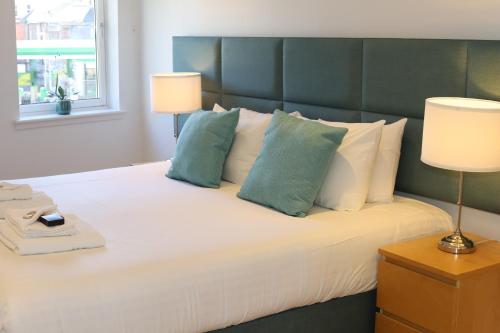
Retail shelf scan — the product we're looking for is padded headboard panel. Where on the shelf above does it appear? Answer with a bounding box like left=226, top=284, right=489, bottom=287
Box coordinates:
left=173, top=37, right=500, bottom=214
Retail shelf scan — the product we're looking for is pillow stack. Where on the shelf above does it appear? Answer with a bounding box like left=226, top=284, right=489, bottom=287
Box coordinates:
left=166, top=103, right=407, bottom=217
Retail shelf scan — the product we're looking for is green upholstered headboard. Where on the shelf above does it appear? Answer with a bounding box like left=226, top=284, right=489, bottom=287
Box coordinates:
left=172, top=37, right=500, bottom=214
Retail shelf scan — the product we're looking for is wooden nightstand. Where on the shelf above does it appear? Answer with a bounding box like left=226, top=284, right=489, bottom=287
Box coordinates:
left=375, top=233, right=500, bottom=333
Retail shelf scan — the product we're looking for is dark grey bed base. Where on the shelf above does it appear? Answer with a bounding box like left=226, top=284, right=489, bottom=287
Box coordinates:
left=210, top=290, right=376, bottom=333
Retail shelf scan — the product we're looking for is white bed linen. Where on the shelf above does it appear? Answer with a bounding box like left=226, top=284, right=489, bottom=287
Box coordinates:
left=0, top=162, right=452, bottom=333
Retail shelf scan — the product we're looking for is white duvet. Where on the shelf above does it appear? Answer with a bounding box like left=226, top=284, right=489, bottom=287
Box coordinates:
left=0, top=162, right=452, bottom=333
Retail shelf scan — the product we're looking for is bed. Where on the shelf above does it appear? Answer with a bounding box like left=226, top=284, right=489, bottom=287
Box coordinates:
left=1, top=36, right=499, bottom=333
left=0, top=161, right=451, bottom=333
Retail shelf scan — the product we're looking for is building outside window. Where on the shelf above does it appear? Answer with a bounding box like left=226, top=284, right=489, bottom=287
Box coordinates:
left=15, top=0, right=106, bottom=115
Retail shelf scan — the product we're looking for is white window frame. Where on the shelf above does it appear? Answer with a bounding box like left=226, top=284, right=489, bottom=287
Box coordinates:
left=19, top=0, right=107, bottom=117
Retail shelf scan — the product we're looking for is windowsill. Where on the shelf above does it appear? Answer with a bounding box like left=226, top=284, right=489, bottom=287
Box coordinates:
left=15, top=108, right=126, bottom=130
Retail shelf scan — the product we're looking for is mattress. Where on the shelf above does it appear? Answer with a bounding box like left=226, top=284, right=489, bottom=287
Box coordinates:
left=0, top=161, right=452, bottom=333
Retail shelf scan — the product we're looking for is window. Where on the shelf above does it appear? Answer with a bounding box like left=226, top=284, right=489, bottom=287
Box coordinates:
left=15, top=0, right=106, bottom=116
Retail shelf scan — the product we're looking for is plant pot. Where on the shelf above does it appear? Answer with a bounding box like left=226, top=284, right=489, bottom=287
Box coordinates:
left=56, top=100, right=72, bottom=115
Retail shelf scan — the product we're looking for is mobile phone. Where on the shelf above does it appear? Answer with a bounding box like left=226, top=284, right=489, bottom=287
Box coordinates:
left=38, top=213, right=65, bottom=227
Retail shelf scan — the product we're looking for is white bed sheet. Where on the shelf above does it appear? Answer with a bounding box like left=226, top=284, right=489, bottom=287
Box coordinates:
left=0, top=161, right=452, bottom=333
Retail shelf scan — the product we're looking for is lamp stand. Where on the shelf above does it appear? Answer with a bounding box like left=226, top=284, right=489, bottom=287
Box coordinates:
left=173, top=113, right=180, bottom=143
left=438, top=171, right=475, bottom=254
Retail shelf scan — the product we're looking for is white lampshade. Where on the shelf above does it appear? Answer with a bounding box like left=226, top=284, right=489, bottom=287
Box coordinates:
left=150, top=72, right=201, bottom=114
left=421, top=97, right=500, bottom=172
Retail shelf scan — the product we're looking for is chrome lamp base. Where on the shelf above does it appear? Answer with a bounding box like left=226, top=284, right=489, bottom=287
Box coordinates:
left=437, top=171, right=476, bottom=255
left=438, top=231, right=475, bottom=254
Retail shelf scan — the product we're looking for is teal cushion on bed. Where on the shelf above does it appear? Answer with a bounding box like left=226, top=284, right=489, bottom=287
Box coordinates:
left=167, top=109, right=240, bottom=188
left=237, top=110, right=348, bottom=217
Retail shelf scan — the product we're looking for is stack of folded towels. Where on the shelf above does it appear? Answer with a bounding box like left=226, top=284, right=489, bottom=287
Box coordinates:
left=0, top=182, right=105, bottom=256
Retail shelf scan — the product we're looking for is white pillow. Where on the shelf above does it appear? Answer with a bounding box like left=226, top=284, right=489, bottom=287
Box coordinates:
left=315, top=120, right=385, bottom=211
left=366, top=118, right=408, bottom=203
left=213, top=104, right=273, bottom=184
left=213, top=103, right=227, bottom=113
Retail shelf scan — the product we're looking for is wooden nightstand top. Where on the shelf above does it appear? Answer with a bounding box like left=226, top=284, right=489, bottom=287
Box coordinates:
left=379, top=232, right=500, bottom=280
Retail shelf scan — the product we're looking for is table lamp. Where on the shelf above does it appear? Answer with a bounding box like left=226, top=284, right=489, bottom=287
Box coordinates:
left=421, top=97, right=500, bottom=254
left=150, top=72, right=202, bottom=140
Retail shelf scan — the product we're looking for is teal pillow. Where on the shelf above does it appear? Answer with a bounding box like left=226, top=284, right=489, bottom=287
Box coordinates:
left=238, top=110, right=347, bottom=217
left=167, top=108, right=240, bottom=188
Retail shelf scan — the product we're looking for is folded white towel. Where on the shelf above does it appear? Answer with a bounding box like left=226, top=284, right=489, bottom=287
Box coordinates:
left=0, top=192, right=54, bottom=219
left=4, top=205, right=77, bottom=238
left=5, top=204, right=58, bottom=227
left=0, top=214, right=106, bottom=255
left=0, top=182, right=33, bottom=201
left=6, top=212, right=77, bottom=239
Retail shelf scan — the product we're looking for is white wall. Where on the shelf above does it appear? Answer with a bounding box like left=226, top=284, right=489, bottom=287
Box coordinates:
left=141, top=0, right=500, bottom=162
left=0, top=0, right=144, bottom=180
left=141, top=0, right=500, bottom=240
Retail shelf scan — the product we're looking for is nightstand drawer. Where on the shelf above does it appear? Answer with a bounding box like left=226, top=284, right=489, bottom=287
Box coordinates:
left=375, top=313, right=422, bottom=333
left=377, top=260, right=458, bottom=332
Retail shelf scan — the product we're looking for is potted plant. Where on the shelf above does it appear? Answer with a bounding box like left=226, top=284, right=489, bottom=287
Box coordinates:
left=54, top=76, right=72, bottom=115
